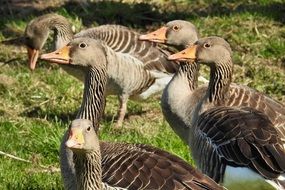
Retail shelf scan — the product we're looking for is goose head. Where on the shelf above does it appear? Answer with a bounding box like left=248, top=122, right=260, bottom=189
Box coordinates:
left=139, top=20, right=199, bottom=48
left=40, top=37, right=108, bottom=71
left=168, top=36, right=232, bottom=67
left=24, top=14, right=72, bottom=70
left=66, top=119, right=99, bottom=153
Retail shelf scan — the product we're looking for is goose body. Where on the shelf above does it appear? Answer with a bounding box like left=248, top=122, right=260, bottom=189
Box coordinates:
left=139, top=20, right=285, bottom=146
left=25, top=13, right=178, bottom=127
left=168, top=36, right=285, bottom=189
left=41, top=38, right=223, bottom=190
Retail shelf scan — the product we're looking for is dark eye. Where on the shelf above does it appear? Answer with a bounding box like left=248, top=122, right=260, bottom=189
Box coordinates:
left=86, top=126, right=91, bottom=132
left=79, top=42, right=87, bottom=49
left=204, top=43, right=211, bottom=48
left=172, top=25, right=180, bottom=31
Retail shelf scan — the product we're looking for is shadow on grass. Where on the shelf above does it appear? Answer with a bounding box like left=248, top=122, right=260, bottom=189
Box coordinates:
left=102, top=109, right=147, bottom=123
left=0, top=1, right=284, bottom=35
left=19, top=103, right=147, bottom=125
left=20, top=106, right=76, bottom=125
left=58, top=1, right=285, bottom=27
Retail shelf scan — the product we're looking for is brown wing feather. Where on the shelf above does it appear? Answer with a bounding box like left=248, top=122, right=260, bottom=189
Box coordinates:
left=195, top=106, right=285, bottom=182
left=99, top=142, right=223, bottom=190
left=75, top=25, right=179, bottom=73
left=227, top=84, right=285, bottom=127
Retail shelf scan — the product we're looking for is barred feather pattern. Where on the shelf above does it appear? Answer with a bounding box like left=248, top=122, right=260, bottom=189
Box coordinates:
left=161, top=62, right=201, bottom=144
left=49, top=19, right=73, bottom=49
left=102, top=183, right=127, bottom=190
left=74, top=25, right=178, bottom=73
left=77, top=67, right=107, bottom=132
left=26, top=14, right=178, bottom=83
left=207, top=60, right=232, bottom=104
left=197, top=59, right=285, bottom=142
left=74, top=152, right=103, bottom=190
left=162, top=59, right=285, bottom=147
left=99, top=142, right=223, bottom=190
left=62, top=38, right=223, bottom=190
left=72, top=140, right=223, bottom=190
left=188, top=38, right=285, bottom=186
left=25, top=13, right=73, bottom=50
left=191, top=106, right=285, bottom=183
left=179, top=62, right=199, bottom=91
left=101, top=43, right=155, bottom=97
left=30, top=15, right=178, bottom=118
left=226, top=85, right=285, bottom=138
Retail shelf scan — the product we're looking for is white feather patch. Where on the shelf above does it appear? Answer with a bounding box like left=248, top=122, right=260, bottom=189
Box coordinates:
left=223, top=166, right=277, bottom=190
left=135, top=71, right=173, bottom=100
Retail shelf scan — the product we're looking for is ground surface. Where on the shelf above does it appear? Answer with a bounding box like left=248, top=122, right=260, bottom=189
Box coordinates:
left=0, top=0, right=284, bottom=189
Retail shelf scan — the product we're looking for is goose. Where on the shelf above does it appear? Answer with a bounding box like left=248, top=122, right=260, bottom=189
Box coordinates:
left=139, top=20, right=203, bottom=143
left=41, top=37, right=224, bottom=190
left=24, top=13, right=178, bottom=127
left=168, top=36, right=285, bottom=189
left=139, top=20, right=285, bottom=146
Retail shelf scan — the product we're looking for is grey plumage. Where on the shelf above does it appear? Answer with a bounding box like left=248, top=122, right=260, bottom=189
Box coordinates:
left=168, top=36, right=285, bottom=189
left=140, top=20, right=285, bottom=146
left=25, top=13, right=178, bottom=127
left=43, top=38, right=224, bottom=190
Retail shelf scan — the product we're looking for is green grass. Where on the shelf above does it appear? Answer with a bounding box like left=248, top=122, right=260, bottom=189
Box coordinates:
left=0, top=0, right=284, bottom=189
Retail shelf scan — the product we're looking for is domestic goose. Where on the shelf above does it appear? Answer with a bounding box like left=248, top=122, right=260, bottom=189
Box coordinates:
left=139, top=20, right=203, bottom=143
left=41, top=38, right=224, bottom=190
left=25, top=13, right=178, bottom=127
left=139, top=20, right=285, bottom=146
left=168, top=36, right=285, bottom=189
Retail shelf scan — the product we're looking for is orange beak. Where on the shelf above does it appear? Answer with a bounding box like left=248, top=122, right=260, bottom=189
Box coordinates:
left=65, top=128, right=85, bottom=149
left=139, top=26, right=167, bottom=43
left=168, top=45, right=197, bottom=62
left=27, top=47, right=39, bottom=70
left=40, top=46, right=71, bottom=64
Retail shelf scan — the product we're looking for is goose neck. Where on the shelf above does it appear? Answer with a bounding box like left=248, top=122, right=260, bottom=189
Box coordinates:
left=49, top=20, right=73, bottom=49
left=77, top=67, right=108, bottom=132
left=74, top=151, right=102, bottom=190
left=207, top=59, right=233, bottom=104
left=161, top=62, right=199, bottom=135
left=177, top=62, right=199, bottom=90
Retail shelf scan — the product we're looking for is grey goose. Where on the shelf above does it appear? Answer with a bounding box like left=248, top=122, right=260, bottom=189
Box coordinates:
left=41, top=38, right=224, bottom=190
left=168, top=36, right=285, bottom=189
left=24, top=13, right=178, bottom=127
left=139, top=20, right=285, bottom=147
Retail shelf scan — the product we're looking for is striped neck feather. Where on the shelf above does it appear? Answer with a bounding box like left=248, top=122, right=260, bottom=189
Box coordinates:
left=207, top=59, right=233, bottom=104
left=51, top=22, right=73, bottom=49
left=40, top=16, right=74, bottom=50
left=74, top=151, right=102, bottom=190
left=77, top=67, right=107, bottom=132
left=178, top=62, right=199, bottom=91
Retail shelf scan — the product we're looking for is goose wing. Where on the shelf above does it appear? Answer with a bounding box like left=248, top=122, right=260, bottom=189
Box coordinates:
left=194, top=106, right=285, bottom=182
left=99, top=142, right=223, bottom=190
left=227, top=84, right=285, bottom=142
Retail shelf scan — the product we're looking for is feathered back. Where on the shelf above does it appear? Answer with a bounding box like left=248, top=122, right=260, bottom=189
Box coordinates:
left=75, top=25, right=179, bottom=73
left=100, top=142, right=223, bottom=190
left=192, top=106, right=285, bottom=182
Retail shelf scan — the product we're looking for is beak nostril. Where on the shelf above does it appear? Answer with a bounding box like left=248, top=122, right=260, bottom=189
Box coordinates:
left=182, top=52, right=186, bottom=55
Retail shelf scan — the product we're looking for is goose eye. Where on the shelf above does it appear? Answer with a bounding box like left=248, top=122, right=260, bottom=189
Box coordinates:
left=172, top=25, right=180, bottom=31
left=86, top=126, right=91, bottom=132
left=204, top=43, right=211, bottom=48
left=79, top=42, right=87, bottom=49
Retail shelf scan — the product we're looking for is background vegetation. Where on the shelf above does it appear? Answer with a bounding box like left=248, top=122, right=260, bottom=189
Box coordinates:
left=0, top=0, right=284, bottom=189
